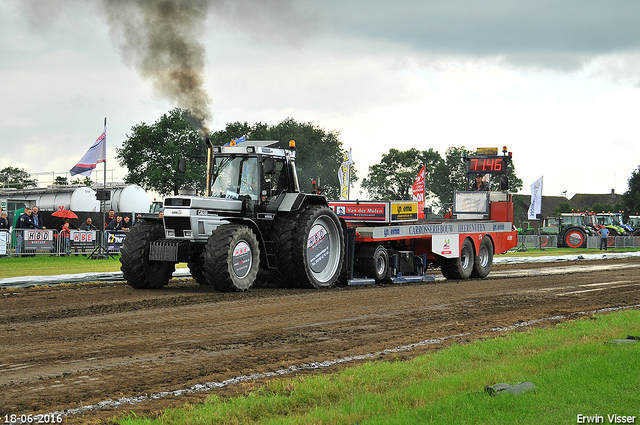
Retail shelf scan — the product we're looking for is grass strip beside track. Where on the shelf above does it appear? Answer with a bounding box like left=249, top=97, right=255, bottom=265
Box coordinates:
left=117, top=309, right=640, bottom=424
left=1, top=248, right=639, bottom=279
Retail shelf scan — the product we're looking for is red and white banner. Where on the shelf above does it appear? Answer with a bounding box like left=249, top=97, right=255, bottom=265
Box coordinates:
left=412, top=165, right=425, bottom=219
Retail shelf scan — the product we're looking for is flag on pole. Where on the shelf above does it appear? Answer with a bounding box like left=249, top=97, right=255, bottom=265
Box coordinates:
left=412, top=165, right=426, bottom=219
left=70, top=125, right=107, bottom=177
left=224, top=136, right=246, bottom=147
left=528, top=176, right=543, bottom=220
left=338, top=148, right=353, bottom=200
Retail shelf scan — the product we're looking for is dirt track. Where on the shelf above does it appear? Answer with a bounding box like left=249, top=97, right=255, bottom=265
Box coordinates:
left=2, top=257, right=640, bottom=424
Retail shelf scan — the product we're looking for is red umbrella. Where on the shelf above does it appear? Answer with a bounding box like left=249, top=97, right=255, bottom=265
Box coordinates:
left=52, top=209, right=78, bottom=219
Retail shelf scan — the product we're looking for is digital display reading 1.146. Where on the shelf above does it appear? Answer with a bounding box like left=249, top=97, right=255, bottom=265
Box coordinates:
left=467, top=157, right=507, bottom=173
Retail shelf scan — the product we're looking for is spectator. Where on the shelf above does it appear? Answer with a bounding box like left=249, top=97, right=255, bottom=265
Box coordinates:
left=80, top=217, right=97, bottom=231
left=0, top=211, right=9, bottom=230
left=60, top=221, right=72, bottom=255
left=105, top=209, right=116, bottom=228
left=31, top=206, right=46, bottom=229
left=16, top=207, right=35, bottom=256
left=598, top=226, right=610, bottom=251
left=106, top=215, right=123, bottom=231
left=56, top=218, right=78, bottom=232
left=0, top=211, right=8, bottom=257
left=121, top=216, right=132, bottom=231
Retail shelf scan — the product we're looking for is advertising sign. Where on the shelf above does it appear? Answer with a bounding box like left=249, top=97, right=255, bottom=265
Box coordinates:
left=329, top=201, right=388, bottom=222
left=106, top=231, right=127, bottom=252
left=25, top=230, right=55, bottom=250
left=390, top=201, right=418, bottom=222
left=70, top=230, right=97, bottom=249
left=432, top=235, right=460, bottom=258
left=0, top=230, right=7, bottom=256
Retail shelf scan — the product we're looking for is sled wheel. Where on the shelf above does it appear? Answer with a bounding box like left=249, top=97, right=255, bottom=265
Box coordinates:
left=471, top=236, right=493, bottom=278
left=356, top=244, right=389, bottom=282
left=441, top=238, right=475, bottom=280
left=204, top=224, right=260, bottom=292
left=564, top=228, right=586, bottom=248
left=120, top=222, right=175, bottom=289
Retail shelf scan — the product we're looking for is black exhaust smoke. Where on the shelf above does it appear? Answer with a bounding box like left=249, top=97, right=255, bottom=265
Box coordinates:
left=99, top=0, right=212, bottom=135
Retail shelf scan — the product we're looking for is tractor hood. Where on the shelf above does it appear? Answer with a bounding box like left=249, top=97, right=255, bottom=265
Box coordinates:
left=163, top=195, right=243, bottom=214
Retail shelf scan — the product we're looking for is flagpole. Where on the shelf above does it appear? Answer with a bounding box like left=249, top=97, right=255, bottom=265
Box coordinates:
left=103, top=117, right=107, bottom=256
left=98, top=117, right=108, bottom=259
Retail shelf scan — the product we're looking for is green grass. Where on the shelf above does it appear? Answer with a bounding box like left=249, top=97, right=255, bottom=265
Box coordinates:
left=117, top=309, right=640, bottom=424
left=1, top=247, right=637, bottom=279
left=499, top=246, right=640, bottom=257
left=0, top=254, right=124, bottom=278
left=0, top=255, right=190, bottom=279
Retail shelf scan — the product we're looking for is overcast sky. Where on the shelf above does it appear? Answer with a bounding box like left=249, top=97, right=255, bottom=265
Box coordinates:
left=2, top=0, right=640, bottom=203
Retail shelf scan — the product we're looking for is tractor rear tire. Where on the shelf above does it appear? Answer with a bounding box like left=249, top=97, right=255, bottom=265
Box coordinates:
left=268, top=211, right=300, bottom=288
left=271, top=205, right=345, bottom=289
left=295, top=205, right=345, bottom=288
left=204, top=224, right=260, bottom=292
left=441, top=238, right=475, bottom=280
left=471, top=236, right=493, bottom=278
left=563, top=228, right=586, bottom=248
left=120, top=222, right=175, bottom=289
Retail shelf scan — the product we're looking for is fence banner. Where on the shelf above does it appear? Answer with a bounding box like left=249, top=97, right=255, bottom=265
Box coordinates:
left=0, top=230, right=7, bottom=256
left=25, top=229, right=55, bottom=250
left=106, top=231, right=127, bottom=252
left=70, top=230, right=97, bottom=249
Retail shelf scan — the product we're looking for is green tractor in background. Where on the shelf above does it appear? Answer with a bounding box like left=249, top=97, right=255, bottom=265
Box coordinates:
left=595, top=213, right=631, bottom=236
left=628, top=216, right=640, bottom=236
left=539, top=213, right=596, bottom=248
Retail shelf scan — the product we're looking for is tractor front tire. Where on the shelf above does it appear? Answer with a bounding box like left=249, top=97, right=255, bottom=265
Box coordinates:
left=204, top=224, right=260, bottom=292
left=120, top=222, right=175, bottom=289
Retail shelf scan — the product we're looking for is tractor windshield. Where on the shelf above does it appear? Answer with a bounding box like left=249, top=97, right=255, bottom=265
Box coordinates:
left=210, top=156, right=259, bottom=200
left=561, top=215, right=584, bottom=226
left=613, top=215, right=624, bottom=226
left=597, top=215, right=614, bottom=226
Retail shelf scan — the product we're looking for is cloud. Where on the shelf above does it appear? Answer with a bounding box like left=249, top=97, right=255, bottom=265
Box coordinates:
left=312, top=0, right=640, bottom=70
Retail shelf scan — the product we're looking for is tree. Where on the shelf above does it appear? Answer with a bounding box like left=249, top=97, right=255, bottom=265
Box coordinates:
left=54, top=176, right=69, bottom=185
left=0, top=167, right=36, bottom=189
left=430, top=147, right=474, bottom=209
left=361, top=148, right=442, bottom=201
left=209, top=118, right=351, bottom=199
left=117, top=108, right=208, bottom=196
left=623, top=166, right=640, bottom=215
left=71, top=177, right=93, bottom=186
left=362, top=147, right=524, bottom=213
left=552, top=202, right=575, bottom=216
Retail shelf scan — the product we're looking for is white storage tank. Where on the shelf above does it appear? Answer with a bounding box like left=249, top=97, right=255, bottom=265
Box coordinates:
left=109, top=184, right=149, bottom=214
left=69, top=187, right=100, bottom=212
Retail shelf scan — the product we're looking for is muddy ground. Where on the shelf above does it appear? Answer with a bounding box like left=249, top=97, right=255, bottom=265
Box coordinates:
left=1, top=257, right=639, bottom=424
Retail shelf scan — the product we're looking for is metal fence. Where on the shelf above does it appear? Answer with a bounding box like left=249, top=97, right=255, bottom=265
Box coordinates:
left=1, top=229, right=128, bottom=257
left=517, top=235, right=640, bottom=250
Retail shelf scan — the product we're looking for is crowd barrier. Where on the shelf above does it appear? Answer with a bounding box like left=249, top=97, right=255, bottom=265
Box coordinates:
left=517, top=234, right=640, bottom=250
left=0, top=229, right=128, bottom=257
